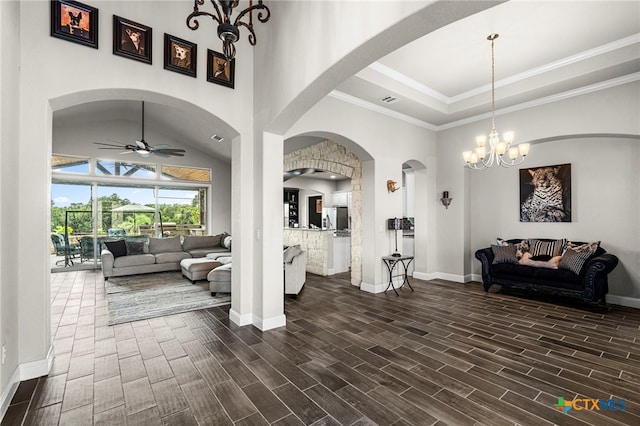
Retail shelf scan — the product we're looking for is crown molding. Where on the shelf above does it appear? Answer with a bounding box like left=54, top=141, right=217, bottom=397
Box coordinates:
left=367, top=34, right=640, bottom=105
left=330, top=72, right=640, bottom=132
left=328, top=91, right=438, bottom=131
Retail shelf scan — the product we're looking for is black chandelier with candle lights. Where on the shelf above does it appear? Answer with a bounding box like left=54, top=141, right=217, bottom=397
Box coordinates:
left=186, top=0, right=271, bottom=61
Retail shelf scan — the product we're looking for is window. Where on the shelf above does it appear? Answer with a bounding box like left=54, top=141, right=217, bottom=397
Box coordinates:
left=96, top=160, right=156, bottom=178
left=52, top=155, right=89, bottom=174
left=161, top=165, right=210, bottom=182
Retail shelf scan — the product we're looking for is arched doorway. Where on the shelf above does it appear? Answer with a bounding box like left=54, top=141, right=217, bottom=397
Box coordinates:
left=284, top=135, right=373, bottom=287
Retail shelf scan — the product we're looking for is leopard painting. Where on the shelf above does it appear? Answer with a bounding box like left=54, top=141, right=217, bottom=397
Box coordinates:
left=520, top=166, right=569, bottom=222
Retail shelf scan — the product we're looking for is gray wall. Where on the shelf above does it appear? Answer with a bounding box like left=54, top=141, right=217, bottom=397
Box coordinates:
left=436, top=81, right=640, bottom=301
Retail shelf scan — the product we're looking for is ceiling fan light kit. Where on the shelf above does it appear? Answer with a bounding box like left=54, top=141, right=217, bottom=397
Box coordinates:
left=463, top=34, right=530, bottom=170
left=94, top=101, right=186, bottom=158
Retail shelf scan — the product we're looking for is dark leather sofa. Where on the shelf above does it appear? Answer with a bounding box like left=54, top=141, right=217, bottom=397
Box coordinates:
left=475, top=239, right=618, bottom=304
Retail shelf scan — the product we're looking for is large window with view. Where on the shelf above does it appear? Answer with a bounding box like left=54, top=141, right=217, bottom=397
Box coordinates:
left=51, top=155, right=211, bottom=270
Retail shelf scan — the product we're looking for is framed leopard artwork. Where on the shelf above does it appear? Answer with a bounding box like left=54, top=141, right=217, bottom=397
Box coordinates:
left=519, top=163, right=571, bottom=222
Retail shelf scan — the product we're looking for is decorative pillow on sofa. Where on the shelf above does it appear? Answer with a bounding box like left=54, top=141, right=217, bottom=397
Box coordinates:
left=559, top=246, right=597, bottom=274
left=125, top=240, right=146, bottom=255
left=496, top=238, right=529, bottom=260
left=566, top=241, right=600, bottom=253
left=148, top=236, right=182, bottom=253
left=104, top=239, right=127, bottom=258
left=491, top=244, right=518, bottom=264
left=529, top=239, right=566, bottom=258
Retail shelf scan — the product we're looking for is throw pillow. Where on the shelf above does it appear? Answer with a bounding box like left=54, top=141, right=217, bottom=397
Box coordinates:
left=566, top=241, right=600, bottom=253
left=125, top=240, right=145, bottom=255
left=491, top=244, right=518, bottom=264
left=104, top=239, right=127, bottom=258
left=496, top=238, right=529, bottom=260
left=529, top=239, right=566, bottom=258
left=559, top=246, right=597, bottom=274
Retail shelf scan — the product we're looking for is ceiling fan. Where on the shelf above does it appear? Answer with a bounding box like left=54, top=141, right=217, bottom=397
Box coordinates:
left=94, top=101, right=186, bottom=158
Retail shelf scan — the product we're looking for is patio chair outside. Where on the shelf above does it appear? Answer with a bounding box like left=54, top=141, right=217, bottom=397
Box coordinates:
left=51, top=233, right=80, bottom=266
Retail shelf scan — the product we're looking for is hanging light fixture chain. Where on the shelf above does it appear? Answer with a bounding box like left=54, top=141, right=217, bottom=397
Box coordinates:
left=462, top=33, right=530, bottom=170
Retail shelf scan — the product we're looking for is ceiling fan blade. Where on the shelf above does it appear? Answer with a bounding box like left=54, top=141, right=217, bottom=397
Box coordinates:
left=119, top=151, right=136, bottom=154
left=152, top=144, right=170, bottom=150
left=94, top=142, right=127, bottom=148
left=97, top=147, right=127, bottom=150
left=153, top=150, right=185, bottom=157
left=154, top=148, right=186, bottom=153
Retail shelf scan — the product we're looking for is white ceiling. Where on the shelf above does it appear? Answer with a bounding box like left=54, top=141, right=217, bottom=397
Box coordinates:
left=54, top=1, right=640, bottom=161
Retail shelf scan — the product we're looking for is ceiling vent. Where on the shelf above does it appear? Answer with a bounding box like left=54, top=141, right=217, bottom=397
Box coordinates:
left=379, top=95, right=399, bottom=104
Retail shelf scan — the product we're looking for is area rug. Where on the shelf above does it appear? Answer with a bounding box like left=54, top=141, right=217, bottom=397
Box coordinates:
left=105, top=271, right=230, bottom=325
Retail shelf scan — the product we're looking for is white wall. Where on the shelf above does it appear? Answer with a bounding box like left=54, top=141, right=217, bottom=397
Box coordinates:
left=469, top=137, right=640, bottom=298
left=4, top=0, right=254, bottom=395
left=437, top=82, right=640, bottom=300
left=286, top=96, right=438, bottom=290
left=255, top=1, right=499, bottom=133
left=0, top=0, right=21, bottom=406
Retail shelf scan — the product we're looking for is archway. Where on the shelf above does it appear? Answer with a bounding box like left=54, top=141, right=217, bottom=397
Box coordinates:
left=284, top=133, right=374, bottom=287
left=47, top=89, right=241, bottom=332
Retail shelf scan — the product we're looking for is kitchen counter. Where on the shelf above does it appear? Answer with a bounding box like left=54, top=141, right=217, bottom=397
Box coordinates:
left=283, top=228, right=350, bottom=276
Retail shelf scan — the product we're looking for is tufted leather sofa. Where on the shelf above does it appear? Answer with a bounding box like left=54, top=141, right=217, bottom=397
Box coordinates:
left=475, top=238, right=618, bottom=304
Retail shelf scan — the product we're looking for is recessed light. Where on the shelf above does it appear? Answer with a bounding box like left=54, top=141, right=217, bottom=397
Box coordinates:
left=210, top=134, right=224, bottom=142
left=330, top=175, right=336, bottom=179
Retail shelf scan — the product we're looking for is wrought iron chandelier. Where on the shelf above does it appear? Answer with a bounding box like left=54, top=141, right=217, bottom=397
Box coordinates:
left=186, top=0, right=271, bottom=61
left=463, top=34, right=530, bottom=170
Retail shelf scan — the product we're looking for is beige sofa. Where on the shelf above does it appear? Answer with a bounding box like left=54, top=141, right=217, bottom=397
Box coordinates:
left=284, top=245, right=306, bottom=297
left=101, top=234, right=230, bottom=280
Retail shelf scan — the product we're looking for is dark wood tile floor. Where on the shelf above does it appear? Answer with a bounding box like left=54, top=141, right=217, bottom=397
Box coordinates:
left=3, top=270, right=640, bottom=425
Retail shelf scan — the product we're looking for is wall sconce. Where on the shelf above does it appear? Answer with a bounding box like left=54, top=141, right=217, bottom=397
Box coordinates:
left=441, top=191, right=453, bottom=209
left=387, top=180, right=398, bottom=193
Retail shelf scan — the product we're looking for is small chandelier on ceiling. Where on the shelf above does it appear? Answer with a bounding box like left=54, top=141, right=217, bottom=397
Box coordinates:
left=463, top=34, right=530, bottom=170
left=186, top=0, right=271, bottom=61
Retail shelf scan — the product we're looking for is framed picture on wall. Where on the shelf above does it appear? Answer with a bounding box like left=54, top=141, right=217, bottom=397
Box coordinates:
left=113, top=15, right=152, bottom=64
left=520, top=163, right=572, bottom=222
left=164, top=34, right=197, bottom=77
left=207, top=50, right=235, bottom=89
left=50, top=0, right=98, bottom=49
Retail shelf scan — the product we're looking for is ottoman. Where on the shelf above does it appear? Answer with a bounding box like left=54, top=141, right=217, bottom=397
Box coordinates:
left=207, top=263, right=231, bottom=296
left=180, top=258, right=222, bottom=283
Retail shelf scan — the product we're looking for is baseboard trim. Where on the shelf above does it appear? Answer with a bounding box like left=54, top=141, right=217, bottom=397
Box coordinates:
left=360, top=281, right=384, bottom=293
left=412, top=271, right=468, bottom=283
left=229, top=309, right=252, bottom=327
left=1, top=346, right=53, bottom=421
left=327, top=268, right=335, bottom=276
left=606, top=295, right=640, bottom=309
left=253, top=314, right=286, bottom=331
left=0, top=367, right=20, bottom=422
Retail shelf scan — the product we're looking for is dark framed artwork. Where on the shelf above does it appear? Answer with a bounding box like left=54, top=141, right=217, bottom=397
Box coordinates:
left=164, top=34, right=197, bottom=77
left=113, top=15, right=152, bottom=64
left=207, top=50, right=235, bottom=89
left=50, top=0, right=98, bottom=49
left=520, top=163, right=572, bottom=222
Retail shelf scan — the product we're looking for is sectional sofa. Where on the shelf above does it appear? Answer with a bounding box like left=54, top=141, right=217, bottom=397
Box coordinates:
left=101, top=233, right=231, bottom=279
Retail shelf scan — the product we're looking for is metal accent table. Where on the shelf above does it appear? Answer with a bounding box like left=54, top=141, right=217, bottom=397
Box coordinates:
left=382, top=255, right=414, bottom=296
